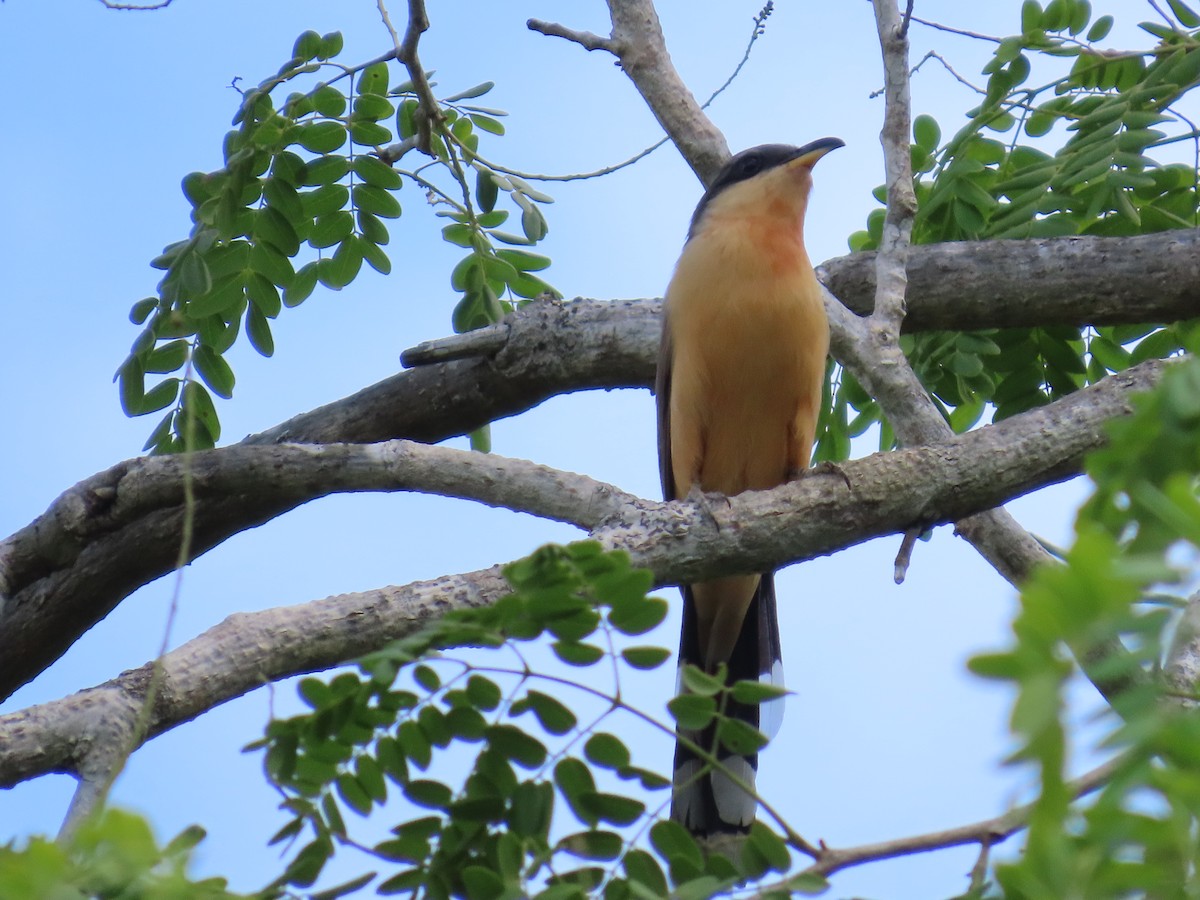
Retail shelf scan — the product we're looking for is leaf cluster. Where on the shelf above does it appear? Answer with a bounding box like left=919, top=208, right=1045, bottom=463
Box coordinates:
left=0, top=809, right=241, bottom=899
left=817, top=0, right=1200, bottom=460
left=117, top=31, right=558, bottom=454
left=252, top=542, right=824, bottom=899
left=970, top=329, right=1200, bottom=896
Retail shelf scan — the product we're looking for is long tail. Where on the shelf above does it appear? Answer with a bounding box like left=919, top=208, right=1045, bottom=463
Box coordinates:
left=670, top=573, right=783, bottom=835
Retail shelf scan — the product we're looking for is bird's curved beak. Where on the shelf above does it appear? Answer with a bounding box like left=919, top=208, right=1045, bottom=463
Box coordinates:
left=790, top=137, right=845, bottom=168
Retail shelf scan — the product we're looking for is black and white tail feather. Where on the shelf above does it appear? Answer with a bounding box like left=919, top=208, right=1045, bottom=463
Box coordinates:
left=670, top=574, right=784, bottom=834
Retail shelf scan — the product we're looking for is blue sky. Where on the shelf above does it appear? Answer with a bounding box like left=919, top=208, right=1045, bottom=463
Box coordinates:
left=0, top=1, right=1167, bottom=896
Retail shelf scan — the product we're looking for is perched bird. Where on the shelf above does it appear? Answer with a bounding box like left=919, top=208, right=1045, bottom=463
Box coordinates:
left=656, top=138, right=843, bottom=835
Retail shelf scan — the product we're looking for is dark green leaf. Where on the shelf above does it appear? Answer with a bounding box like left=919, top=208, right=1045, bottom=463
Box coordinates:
left=311, top=84, right=347, bottom=117
left=584, top=733, right=630, bottom=770
left=443, top=81, right=494, bottom=102
left=522, top=690, right=577, bottom=735
left=620, top=646, right=671, bottom=670
left=303, top=155, right=350, bottom=186
left=246, top=303, right=275, bottom=357
left=353, top=183, right=402, bottom=218
left=352, top=154, right=403, bottom=189
left=358, top=62, right=390, bottom=95
left=559, top=830, right=623, bottom=861
left=353, top=93, right=395, bottom=121
left=404, top=779, right=451, bottom=809
left=193, top=345, right=235, bottom=399
left=285, top=262, right=320, bottom=307
left=309, top=211, right=355, bottom=249
left=296, top=121, right=347, bottom=154
left=552, top=641, right=604, bottom=666
left=668, top=694, right=716, bottom=730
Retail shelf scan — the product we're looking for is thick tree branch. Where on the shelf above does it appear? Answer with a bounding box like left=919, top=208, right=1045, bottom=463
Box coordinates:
left=819, top=230, right=1200, bottom=330
left=0, top=358, right=1169, bottom=792
left=0, top=441, right=634, bottom=700
left=1, top=231, right=1193, bottom=698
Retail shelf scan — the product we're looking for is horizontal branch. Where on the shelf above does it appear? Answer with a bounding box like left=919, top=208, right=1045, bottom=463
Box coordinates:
left=0, top=442, right=634, bottom=700
left=819, top=229, right=1200, bottom=331
left=0, top=231, right=1191, bottom=698
left=0, top=358, right=1168, bottom=790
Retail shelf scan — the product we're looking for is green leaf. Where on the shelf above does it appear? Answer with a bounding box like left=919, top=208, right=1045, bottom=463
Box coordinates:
left=145, top=339, right=189, bottom=374
left=319, top=31, right=344, bottom=59
left=358, top=62, right=390, bottom=95
left=680, top=664, right=724, bottom=696
left=404, top=779, right=451, bottom=810
left=1086, top=14, right=1114, bottom=40
left=582, top=791, right=644, bottom=827
left=354, top=93, right=395, bottom=121
left=913, top=113, right=941, bottom=150
left=303, top=155, right=350, bottom=186
left=140, top=378, right=180, bottom=414
left=521, top=690, right=577, bottom=735
left=1167, top=0, right=1200, bottom=26
left=179, top=251, right=213, bottom=296
left=322, top=235, right=364, bottom=288
left=559, top=830, right=623, bottom=861
left=730, top=680, right=789, bottom=705
left=309, top=211, right=355, bottom=249
left=353, top=183, right=402, bottom=218
left=335, top=773, right=372, bottom=815
left=251, top=241, right=295, bottom=287
left=246, top=300, right=275, bottom=357
left=361, top=240, right=391, bottom=275
left=350, top=119, right=392, bottom=146
left=487, top=724, right=547, bottom=768
left=495, top=248, right=551, bottom=271
left=608, top=595, right=667, bottom=635
left=285, top=262, right=320, bottom=307
left=584, top=733, right=630, bottom=770
left=311, top=84, right=347, bottom=117
left=182, top=380, right=220, bottom=445
left=352, top=154, right=403, bottom=189
left=552, top=641, right=604, bottom=666
left=443, top=81, right=494, bottom=102
left=668, top=694, right=716, bottom=730
left=620, top=646, right=671, bottom=670
left=469, top=113, right=505, bottom=135
left=1022, top=0, right=1043, bottom=32
left=193, top=345, right=235, bottom=399
left=623, top=850, right=668, bottom=897
left=296, top=121, right=347, bottom=154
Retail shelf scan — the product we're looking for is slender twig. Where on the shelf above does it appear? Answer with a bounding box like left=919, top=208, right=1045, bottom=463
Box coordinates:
left=526, top=19, right=615, bottom=53
left=893, top=526, right=921, bottom=584
left=98, top=0, right=174, bottom=7
left=802, top=755, right=1121, bottom=877
left=908, top=13, right=1003, bottom=43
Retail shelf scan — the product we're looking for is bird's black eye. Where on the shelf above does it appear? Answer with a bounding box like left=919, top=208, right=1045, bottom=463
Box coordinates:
left=739, top=155, right=762, bottom=177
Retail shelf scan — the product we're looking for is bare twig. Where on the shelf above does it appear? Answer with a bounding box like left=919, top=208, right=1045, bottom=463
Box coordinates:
left=871, top=50, right=985, bottom=99
left=908, top=14, right=1003, bottom=43
left=893, top=526, right=921, bottom=584
left=526, top=19, right=615, bottom=53
left=803, top=755, right=1120, bottom=876
left=530, top=1, right=730, bottom=184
